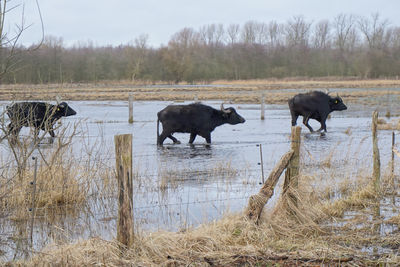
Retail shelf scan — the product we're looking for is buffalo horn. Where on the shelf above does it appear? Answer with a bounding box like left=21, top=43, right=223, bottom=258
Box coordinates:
left=220, top=103, right=231, bottom=113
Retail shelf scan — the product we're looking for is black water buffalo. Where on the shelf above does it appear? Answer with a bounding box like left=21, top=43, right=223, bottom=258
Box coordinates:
left=157, top=103, right=245, bottom=145
left=6, top=101, right=77, bottom=139
left=288, top=91, right=347, bottom=132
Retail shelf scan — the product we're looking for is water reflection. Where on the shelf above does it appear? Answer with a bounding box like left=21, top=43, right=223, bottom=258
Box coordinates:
left=158, top=143, right=213, bottom=160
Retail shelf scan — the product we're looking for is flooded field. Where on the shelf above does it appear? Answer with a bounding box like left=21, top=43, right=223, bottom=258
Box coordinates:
left=1, top=96, right=400, bottom=260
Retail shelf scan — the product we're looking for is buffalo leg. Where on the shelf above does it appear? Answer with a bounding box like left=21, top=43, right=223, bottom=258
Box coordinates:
left=317, top=119, right=327, bottom=132
left=189, top=133, right=197, bottom=144
left=49, top=127, right=56, bottom=138
left=290, top=111, right=299, bottom=126
left=48, top=128, right=56, bottom=143
left=168, top=135, right=181, bottom=144
left=205, top=133, right=211, bottom=144
left=7, top=123, right=21, bottom=141
left=303, top=116, right=314, bottom=132
left=157, top=131, right=169, bottom=145
left=44, top=124, right=56, bottom=143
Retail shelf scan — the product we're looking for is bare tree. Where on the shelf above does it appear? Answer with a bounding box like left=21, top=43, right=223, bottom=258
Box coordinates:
left=214, top=24, right=225, bottom=46
left=267, top=21, right=283, bottom=48
left=206, top=24, right=216, bottom=45
left=226, top=23, right=240, bottom=45
left=127, top=33, right=148, bottom=81
left=332, top=13, right=357, bottom=51
left=389, top=26, right=400, bottom=49
left=198, top=24, right=225, bottom=46
left=197, top=25, right=207, bottom=45
left=0, top=0, right=44, bottom=83
left=162, top=28, right=196, bottom=83
left=241, top=21, right=257, bottom=44
left=255, top=22, right=268, bottom=45
left=285, top=16, right=312, bottom=48
left=312, top=20, right=331, bottom=49
left=358, top=13, right=390, bottom=49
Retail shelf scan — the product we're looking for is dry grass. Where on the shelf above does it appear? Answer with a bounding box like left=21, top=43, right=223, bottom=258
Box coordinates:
left=0, top=137, right=87, bottom=222
left=1, top=163, right=86, bottom=221
left=17, top=168, right=400, bottom=266
left=1, top=78, right=400, bottom=103
left=0, top=122, right=115, bottom=224
left=3, top=130, right=397, bottom=266
left=322, top=182, right=376, bottom=217
left=377, top=118, right=400, bottom=130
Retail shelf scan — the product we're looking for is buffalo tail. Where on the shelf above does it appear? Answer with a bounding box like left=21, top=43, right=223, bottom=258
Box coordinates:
left=157, top=118, right=160, bottom=144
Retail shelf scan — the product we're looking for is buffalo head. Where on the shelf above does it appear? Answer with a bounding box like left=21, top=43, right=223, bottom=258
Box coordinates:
left=329, top=95, right=347, bottom=111
left=220, top=104, right=246, bottom=125
left=56, top=102, right=77, bottom=117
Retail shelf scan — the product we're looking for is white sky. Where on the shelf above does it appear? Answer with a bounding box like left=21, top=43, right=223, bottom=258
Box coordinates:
left=4, top=0, right=400, bottom=47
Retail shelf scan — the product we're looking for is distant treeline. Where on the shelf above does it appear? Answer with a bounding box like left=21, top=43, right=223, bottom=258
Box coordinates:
left=1, top=13, right=400, bottom=84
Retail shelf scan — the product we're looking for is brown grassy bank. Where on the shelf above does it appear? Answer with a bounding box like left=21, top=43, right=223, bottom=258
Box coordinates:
left=1, top=78, right=400, bottom=103
left=19, top=173, right=400, bottom=266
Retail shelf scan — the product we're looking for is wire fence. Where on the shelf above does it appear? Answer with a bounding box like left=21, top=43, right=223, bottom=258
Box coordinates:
left=0, top=137, right=382, bottom=169
left=1, top=126, right=399, bottom=260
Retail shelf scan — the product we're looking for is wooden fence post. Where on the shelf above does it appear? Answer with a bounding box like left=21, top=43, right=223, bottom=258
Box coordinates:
left=372, top=111, right=380, bottom=192
left=29, top=156, right=38, bottom=248
left=391, top=131, right=395, bottom=187
left=246, top=150, right=294, bottom=223
left=114, top=134, right=134, bottom=248
left=283, top=126, right=301, bottom=193
left=282, top=126, right=301, bottom=212
left=258, top=144, right=265, bottom=184
left=260, top=92, right=265, bottom=120
left=128, top=93, right=133, bottom=124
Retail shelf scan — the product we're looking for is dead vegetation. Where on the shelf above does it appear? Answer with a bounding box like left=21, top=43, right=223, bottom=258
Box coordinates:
left=2, top=131, right=400, bottom=265
left=18, top=168, right=400, bottom=266
left=377, top=117, right=400, bottom=130
left=1, top=79, right=400, bottom=103
left=11, top=133, right=400, bottom=266
left=1, top=152, right=399, bottom=265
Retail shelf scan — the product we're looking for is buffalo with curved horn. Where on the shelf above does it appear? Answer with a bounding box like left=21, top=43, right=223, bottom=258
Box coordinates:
left=288, top=91, right=347, bottom=133
left=157, top=102, right=245, bottom=145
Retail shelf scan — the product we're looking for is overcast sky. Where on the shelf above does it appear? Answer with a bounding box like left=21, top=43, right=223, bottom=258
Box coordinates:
left=4, top=0, right=400, bottom=47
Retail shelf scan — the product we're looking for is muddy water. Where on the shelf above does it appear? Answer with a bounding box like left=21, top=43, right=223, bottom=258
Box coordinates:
left=1, top=98, right=399, bottom=258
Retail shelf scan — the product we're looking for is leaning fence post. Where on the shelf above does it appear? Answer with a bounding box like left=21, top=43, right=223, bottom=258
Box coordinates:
left=372, top=111, right=380, bottom=192
left=114, top=134, right=134, bottom=248
left=128, top=93, right=134, bottom=124
left=260, top=92, right=265, bottom=120
left=246, top=150, right=294, bottom=224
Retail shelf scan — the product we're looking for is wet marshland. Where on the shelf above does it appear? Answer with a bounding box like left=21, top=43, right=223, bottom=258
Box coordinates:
left=1, top=92, right=400, bottom=259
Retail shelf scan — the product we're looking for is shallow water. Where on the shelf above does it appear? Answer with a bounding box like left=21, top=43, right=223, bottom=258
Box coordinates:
left=0, top=98, right=399, bottom=259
